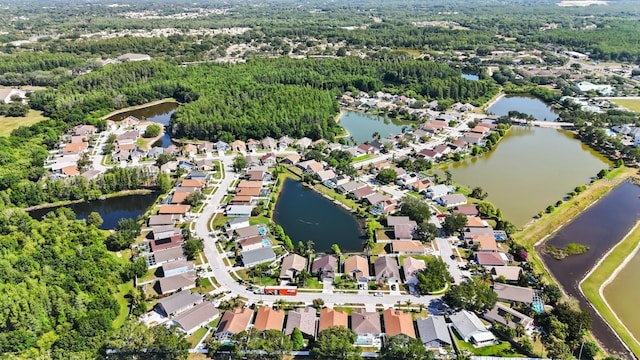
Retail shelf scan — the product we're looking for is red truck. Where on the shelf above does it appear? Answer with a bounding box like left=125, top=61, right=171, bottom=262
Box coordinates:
left=263, top=286, right=298, bottom=296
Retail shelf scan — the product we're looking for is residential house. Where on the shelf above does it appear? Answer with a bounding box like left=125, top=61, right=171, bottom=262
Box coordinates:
left=158, top=204, right=191, bottom=216
left=449, top=139, right=468, bottom=152
left=247, top=170, right=266, bottom=182
left=337, top=181, right=366, bottom=194
left=411, top=178, right=435, bottom=193
left=387, top=216, right=417, bottom=227
left=475, top=252, right=508, bottom=267
left=215, top=308, right=254, bottom=342
left=260, top=153, right=277, bottom=166
left=61, top=165, right=80, bottom=177
left=462, top=132, right=484, bottom=145
left=296, top=137, right=312, bottom=149
left=238, top=235, right=266, bottom=252
left=279, top=254, right=307, bottom=281
left=467, top=234, right=499, bottom=252
left=417, top=316, right=452, bottom=350
left=489, top=266, right=522, bottom=283
left=245, top=155, right=260, bottom=168
left=120, top=116, right=139, bottom=128
left=316, top=169, right=336, bottom=182
left=81, top=169, right=101, bottom=181
left=437, top=194, right=467, bottom=207
left=391, top=241, right=427, bottom=255
left=279, top=136, right=294, bottom=150
left=483, top=303, right=534, bottom=332
left=492, top=283, right=535, bottom=305
left=356, top=144, right=379, bottom=155
left=197, top=142, right=214, bottom=154
left=182, top=144, right=197, bottom=158
left=327, top=142, right=342, bottom=152
left=151, top=247, right=187, bottom=267
left=161, top=260, right=195, bottom=277
left=164, top=145, right=181, bottom=156
left=403, top=257, right=426, bottom=284
left=343, top=255, right=370, bottom=283
left=393, top=224, right=416, bottom=241
left=150, top=225, right=180, bottom=241
left=234, top=225, right=262, bottom=240
left=147, top=147, right=165, bottom=160
left=62, top=142, right=89, bottom=156
left=450, top=310, right=495, bottom=346
left=261, top=137, right=277, bottom=151
left=148, top=214, right=178, bottom=226
left=351, top=309, right=383, bottom=347
left=374, top=256, right=401, bottom=284
left=195, top=159, right=215, bottom=171
left=149, top=234, right=183, bottom=253
left=469, top=125, right=491, bottom=136
left=397, top=173, right=420, bottom=188
left=297, top=160, right=324, bottom=174
left=370, top=161, right=392, bottom=174
left=383, top=308, right=416, bottom=338
left=180, top=179, right=205, bottom=188
left=318, top=308, right=348, bottom=332
left=225, top=205, right=254, bottom=217
left=173, top=302, right=219, bottom=335
left=374, top=198, right=398, bottom=215
left=464, top=227, right=494, bottom=239
left=351, top=186, right=376, bottom=201
left=453, top=205, right=479, bottom=217
left=156, top=271, right=197, bottom=295
left=241, top=246, right=276, bottom=267
left=254, top=306, right=285, bottom=332
left=426, top=184, right=453, bottom=199
left=187, top=171, right=209, bottom=181
left=312, top=255, right=337, bottom=282
left=160, top=161, right=179, bottom=173
left=116, top=130, right=139, bottom=145
left=281, top=153, right=301, bottom=165
left=417, top=148, right=441, bottom=161
left=284, top=307, right=317, bottom=339
left=365, top=193, right=392, bottom=207
left=155, top=290, right=203, bottom=317
left=74, top=124, right=97, bottom=138
left=215, top=141, right=231, bottom=153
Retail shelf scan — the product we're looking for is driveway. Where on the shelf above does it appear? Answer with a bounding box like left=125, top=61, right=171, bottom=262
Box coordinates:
left=435, top=237, right=464, bottom=284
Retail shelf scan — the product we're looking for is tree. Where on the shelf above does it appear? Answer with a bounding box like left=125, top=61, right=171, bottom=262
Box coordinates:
left=380, top=334, right=431, bottom=360
left=106, top=321, right=190, bottom=360
left=184, top=239, right=204, bottom=260
left=87, top=211, right=103, bottom=227
left=233, top=328, right=293, bottom=360
left=233, top=155, right=247, bottom=172
left=291, top=327, right=304, bottom=351
left=376, top=168, right=397, bottom=185
left=542, top=284, right=563, bottom=306
left=143, top=124, right=162, bottom=138
left=416, top=257, right=450, bottom=294
left=418, top=220, right=440, bottom=242
left=156, top=153, right=176, bottom=167
left=398, top=195, right=432, bottom=224
left=582, top=341, right=600, bottom=360
left=331, top=244, right=342, bottom=256
left=443, top=278, right=497, bottom=312
left=444, top=170, right=453, bottom=185
left=157, top=172, right=172, bottom=193
left=311, top=326, right=360, bottom=360
left=312, top=298, right=324, bottom=309
left=184, top=190, right=205, bottom=206
left=442, top=213, right=467, bottom=235
left=470, top=186, right=488, bottom=200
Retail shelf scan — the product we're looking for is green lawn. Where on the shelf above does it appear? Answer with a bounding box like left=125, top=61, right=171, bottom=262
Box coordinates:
left=313, top=184, right=362, bottom=211
left=352, top=154, right=373, bottom=163
left=304, top=278, right=323, bottom=289
left=0, top=110, right=47, bottom=137
left=249, top=215, right=271, bottom=225
left=613, top=99, right=640, bottom=113
left=187, top=327, right=208, bottom=348
left=113, top=282, right=133, bottom=328
left=236, top=269, right=279, bottom=286
left=454, top=331, right=525, bottom=357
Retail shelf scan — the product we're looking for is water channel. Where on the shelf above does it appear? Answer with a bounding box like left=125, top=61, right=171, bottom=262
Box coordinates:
left=541, top=181, right=640, bottom=358
left=273, top=178, right=364, bottom=253
left=339, top=110, right=413, bottom=144
left=446, top=96, right=610, bottom=227
left=106, top=101, right=179, bottom=148
left=29, top=194, right=157, bottom=230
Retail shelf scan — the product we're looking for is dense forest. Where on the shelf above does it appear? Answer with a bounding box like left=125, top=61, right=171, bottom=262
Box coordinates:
left=30, top=55, right=498, bottom=141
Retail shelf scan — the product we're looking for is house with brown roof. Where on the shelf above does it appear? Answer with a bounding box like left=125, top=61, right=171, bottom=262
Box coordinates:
left=183, top=144, right=198, bottom=157
left=261, top=137, right=277, bottom=151
left=253, top=306, right=285, bottom=332
left=356, top=143, right=379, bottom=155
left=391, top=240, right=427, bottom=255
left=238, top=235, right=265, bottom=252
left=383, top=308, right=416, bottom=338
left=180, top=179, right=205, bottom=188
left=453, top=205, right=479, bottom=217
left=463, top=132, right=484, bottom=145
left=475, top=252, right=507, bottom=267
left=318, top=308, right=348, bottom=332
left=351, top=309, right=383, bottom=348
left=467, top=216, right=489, bottom=228
left=279, top=254, right=307, bottom=281
left=281, top=153, right=301, bottom=165
left=158, top=204, right=191, bottom=215
left=296, top=137, right=313, bottom=149
left=261, top=152, right=277, bottom=166
left=215, top=308, right=254, bottom=342
left=374, top=198, right=398, bottom=215
left=489, top=266, right=522, bottom=283
left=351, top=186, right=376, bottom=200
left=403, top=257, right=426, bottom=284
left=312, top=255, right=337, bottom=282
left=170, top=191, right=192, bottom=204
left=231, top=140, right=246, bottom=152
left=74, top=124, right=97, bottom=137
left=393, top=224, right=415, bottom=241
left=237, top=180, right=263, bottom=189
left=343, top=255, right=370, bottom=283
left=62, top=142, right=89, bottom=155
left=284, top=307, right=317, bottom=339
left=61, top=165, right=80, bottom=177
left=467, top=234, right=499, bottom=252
left=246, top=139, right=259, bottom=152
left=374, top=256, right=401, bottom=284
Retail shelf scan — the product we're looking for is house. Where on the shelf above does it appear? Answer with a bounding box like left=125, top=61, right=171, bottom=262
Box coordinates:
left=467, top=234, right=499, bottom=252
left=226, top=218, right=251, bottom=232
left=489, top=266, right=522, bottom=283
left=81, top=169, right=101, bottom=181
left=74, top=124, right=98, bottom=137
left=393, top=224, right=415, bottom=241
left=244, top=155, right=260, bottom=167
left=453, top=205, right=479, bottom=217
left=281, top=153, right=301, bottom=165
left=158, top=204, right=191, bottom=215
left=182, top=144, right=197, bottom=157
left=173, top=302, right=219, bottom=335
left=464, top=227, right=495, bottom=239
left=483, top=303, right=534, bottom=331
left=296, top=137, right=312, bottom=149
left=411, top=178, right=435, bottom=193
left=351, top=309, right=383, bottom=347
left=61, top=165, right=80, bottom=177
left=351, top=186, right=376, bottom=200
left=383, top=308, right=415, bottom=338
left=574, top=81, right=614, bottom=96
left=403, top=257, right=426, bottom=284
left=215, top=141, right=231, bottom=152
left=426, top=184, right=452, bottom=199
left=160, top=161, right=179, bottom=173
left=195, top=159, right=214, bottom=171
left=179, top=178, right=205, bottom=188
left=117, top=130, right=139, bottom=145
left=279, top=254, right=307, bottom=281
left=437, top=194, right=467, bottom=207
left=312, top=255, right=337, bottom=281
left=117, top=53, right=151, bottom=61
left=318, top=308, right=348, bottom=332
left=261, top=137, right=277, bottom=150
left=215, top=308, right=254, bottom=342
left=475, top=252, right=508, bottom=267
left=120, top=116, right=140, bottom=128
left=261, top=153, right=277, bottom=166
left=469, top=125, right=491, bottom=136
left=387, top=216, right=416, bottom=227
left=279, top=136, right=294, bottom=150
left=238, top=235, right=265, bottom=252
left=463, top=132, right=484, bottom=145
left=62, top=142, right=89, bottom=156
left=161, top=260, right=195, bottom=277
left=374, top=256, right=401, bottom=284
left=156, top=271, right=197, bottom=295
left=151, top=247, right=187, bottom=267
left=449, top=139, right=468, bottom=152
left=284, top=307, right=317, bottom=339
left=150, top=225, right=180, bottom=241
left=417, top=316, right=452, bottom=350
left=391, top=241, right=427, bottom=255
left=149, top=234, right=183, bottom=252
left=356, top=144, right=379, bottom=155
left=493, top=283, right=535, bottom=304
left=316, top=169, right=336, bottom=182
left=226, top=205, right=254, bottom=217
left=337, top=181, right=366, bottom=194
left=247, top=139, right=260, bottom=152
left=155, top=290, right=203, bottom=317
left=147, top=147, right=164, bottom=160
left=241, top=246, right=276, bottom=267
left=234, top=225, right=262, bottom=240
left=253, top=306, right=285, bottom=332
left=148, top=214, right=178, bottom=226
left=365, top=193, right=391, bottom=207
left=197, top=142, right=214, bottom=154
left=374, top=198, right=398, bottom=215
left=417, top=149, right=441, bottom=160
left=297, top=160, right=324, bottom=174
left=450, top=310, right=495, bottom=346
left=343, top=255, right=370, bottom=283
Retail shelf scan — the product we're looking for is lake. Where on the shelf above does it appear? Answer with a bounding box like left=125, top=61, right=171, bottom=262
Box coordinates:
left=445, top=126, right=611, bottom=227
left=339, top=110, right=413, bottom=144
left=29, top=194, right=157, bottom=230
left=462, top=73, right=479, bottom=81
left=488, top=95, right=559, bottom=121
left=541, top=181, right=640, bottom=358
left=273, top=178, right=365, bottom=253
left=107, top=101, right=179, bottom=148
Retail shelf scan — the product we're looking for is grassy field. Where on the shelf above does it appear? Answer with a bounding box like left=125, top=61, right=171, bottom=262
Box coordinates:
left=612, top=99, right=640, bottom=113
left=186, top=327, right=208, bottom=348
left=454, top=331, right=527, bottom=357
left=0, top=110, right=48, bottom=136
left=581, top=222, right=640, bottom=358
left=113, top=282, right=133, bottom=328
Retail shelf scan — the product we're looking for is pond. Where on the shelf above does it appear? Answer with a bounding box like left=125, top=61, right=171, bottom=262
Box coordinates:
left=339, top=110, right=413, bottom=144
left=444, top=126, right=611, bottom=227
left=461, top=73, right=479, bottom=81
left=29, top=194, right=157, bottom=230
left=107, top=101, right=179, bottom=148
left=541, top=181, right=640, bottom=358
left=273, top=178, right=365, bottom=253
left=488, top=95, right=559, bottom=121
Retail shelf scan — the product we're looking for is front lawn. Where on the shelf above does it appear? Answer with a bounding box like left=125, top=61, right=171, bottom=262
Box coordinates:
left=187, top=327, right=208, bottom=348
left=453, top=330, right=526, bottom=357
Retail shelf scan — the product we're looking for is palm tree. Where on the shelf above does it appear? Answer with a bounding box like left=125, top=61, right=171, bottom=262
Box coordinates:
left=405, top=299, right=413, bottom=312
left=306, top=240, right=315, bottom=256
left=503, top=312, right=513, bottom=327
left=515, top=323, right=526, bottom=338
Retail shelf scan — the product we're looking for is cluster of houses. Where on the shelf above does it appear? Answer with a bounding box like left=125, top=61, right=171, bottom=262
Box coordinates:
left=48, top=124, right=98, bottom=179
left=224, top=218, right=277, bottom=268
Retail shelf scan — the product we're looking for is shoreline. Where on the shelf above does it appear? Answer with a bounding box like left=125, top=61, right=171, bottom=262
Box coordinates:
left=482, top=92, right=505, bottom=112
left=101, top=98, right=178, bottom=120
left=23, top=189, right=155, bottom=212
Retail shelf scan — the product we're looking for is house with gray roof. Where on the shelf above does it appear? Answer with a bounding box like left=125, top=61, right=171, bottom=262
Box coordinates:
left=284, top=307, right=317, bottom=339
left=312, top=255, right=337, bottom=282
left=174, top=302, right=220, bottom=335
left=156, top=271, right=197, bottom=295
left=450, top=310, right=495, bottom=347
left=374, top=256, right=400, bottom=284
left=351, top=309, right=383, bottom=348
left=483, top=303, right=534, bottom=332
left=279, top=254, right=307, bottom=281
left=417, top=316, right=452, bottom=350
left=241, top=246, right=276, bottom=268
left=493, top=283, right=535, bottom=304
left=336, top=181, right=366, bottom=194
left=155, top=290, right=203, bottom=317
left=161, top=260, right=195, bottom=277
left=437, top=193, right=468, bottom=208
